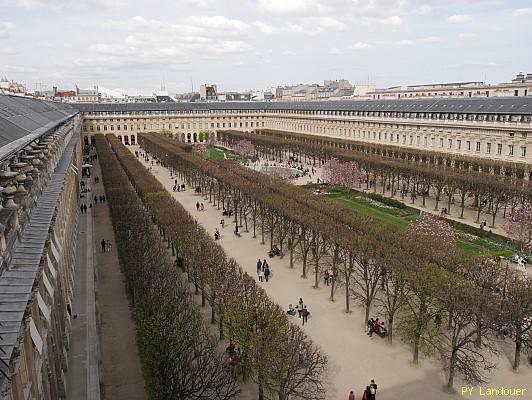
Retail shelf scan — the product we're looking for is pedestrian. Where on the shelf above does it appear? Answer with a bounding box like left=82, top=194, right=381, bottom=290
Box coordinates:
left=196, top=202, right=200, bottom=211
left=181, top=184, right=185, bottom=191
left=324, top=270, right=329, bottom=286
left=80, top=204, right=84, bottom=213
left=94, top=195, right=98, bottom=204
left=256, top=259, right=262, bottom=274
left=258, top=268, right=264, bottom=282
left=298, top=298, right=304, bottom=318
left=362, top=386, right=371, bottom=400
left=99, top=195, right=103, bottom=203
left=102, top=195, right=106, bottom=203
left=302, top=306, right=309, bottom=325
left=201, top=203, right=204, bottom=211
left=349, top=391, right=356, bottom=400
left=220, top=218, right=225, bottom=228
left=106, top=240, right=112, bottom=252
left=174, top=179, right=178, bottom=185
left=101, top=238, right=106, bottom=253
left=264, top=266, right=270, bottom=282
left=370, top=379, right=377, bottom=399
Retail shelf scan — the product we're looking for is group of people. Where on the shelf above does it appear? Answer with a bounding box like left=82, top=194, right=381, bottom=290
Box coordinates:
left=268, top=244, right=281, bottom=258
left=172, top=180, right=186, bottom=192
left=94, top=195, right=106, bottom=204
left=100, top=238, right=112, bottom=253
left=349, top=379, right=378, bottom=400
left=256, top=259, right=271, bottom=282
left=214, top=228, right=221, bottom=240
left=79, top=204, right=88, bottom=213
left=196, top=202, right=205, bottom=211
left=287, top=298, right=310, bottom=325
left=367, top=318, right=387, bottom=338
left=323, top=270, right=334, bottom=286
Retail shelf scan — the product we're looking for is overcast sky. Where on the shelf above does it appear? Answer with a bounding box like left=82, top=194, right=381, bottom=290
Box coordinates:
left=1, top=0, right=531, bottom=93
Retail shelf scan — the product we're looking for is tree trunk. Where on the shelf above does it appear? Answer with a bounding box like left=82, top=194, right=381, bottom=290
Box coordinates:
left=446, top=351, right=457, bottom=392
left=513, top=336, right=522, bottom=371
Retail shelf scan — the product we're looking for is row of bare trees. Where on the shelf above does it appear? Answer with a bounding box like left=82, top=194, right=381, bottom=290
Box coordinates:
left=103, top=134, right=327, bottom=400
left=139, top=132, right=532, bottom=392
left=218, top=130, right=532, bottom=229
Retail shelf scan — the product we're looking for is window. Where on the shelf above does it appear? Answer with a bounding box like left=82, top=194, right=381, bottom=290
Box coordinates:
left=424, top=136, right=427, bottom=146
left=416, top=136, right=420, bottom=145
left=509, top=144, right=514, bottom=156
left=521, top=146, right=527, bottom=157
left=486, top=143, right=491, bottom=153
left=466, top=141, right=471, bottom=151
left=476, top=142, right=481, bottom=152
left=440, top=138, right=444, bottom=148
left=448, top=139, right=452, bottom=149
left=402, top=135, right=406, bottom=144
left=497, top=143, right=502, bottom=155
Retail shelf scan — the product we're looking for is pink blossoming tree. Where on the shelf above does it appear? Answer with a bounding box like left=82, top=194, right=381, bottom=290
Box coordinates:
left=321, top=158, right=364, bottom=189
left=233, top=139, right=256, bottom=159
left=503, top=205, right=532, bottom=252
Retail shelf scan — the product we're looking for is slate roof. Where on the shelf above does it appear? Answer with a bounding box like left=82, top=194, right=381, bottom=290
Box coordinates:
left=0, top=95, right=77, bottom=161
left=74, top=97, right=532, bottom=115
left=0, top=124, right=80, bottom=386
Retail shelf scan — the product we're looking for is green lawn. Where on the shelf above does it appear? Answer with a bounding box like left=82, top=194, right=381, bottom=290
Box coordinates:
left=206, top=147, right=241, bottom=161
left=318, top=188, right=514, bottom=256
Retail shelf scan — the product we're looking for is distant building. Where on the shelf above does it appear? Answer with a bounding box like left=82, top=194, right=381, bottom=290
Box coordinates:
left=368, top=73, right=532, bottom=99
left=199, top=84, right=218, bottom=101
left=74, top=85, right=100, bottom=102
left=275, top=80, right=354, bottom=101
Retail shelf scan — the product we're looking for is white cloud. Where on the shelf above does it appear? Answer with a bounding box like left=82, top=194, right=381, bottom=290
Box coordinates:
left=447, top=14, right=473, bottom=24
left=513, top=8, right=532, bottom=16
left=419, top=36, right=441, bottom=43
left=464, top=61, right=497, bottom=68
left=350, top=41, right=371, bottom=50
left=459, top=32, right=478, bottom=40
left=185, top=15, right=249, bottom=34
left=258, top=0, right=320, bottom=15
left=0, top=47, right=17, bottom=55
left=329, top=47, right=341, bottom=54
left=391, top=39, right=414, bottom=47
left=0, top=21, right=15, bottom=39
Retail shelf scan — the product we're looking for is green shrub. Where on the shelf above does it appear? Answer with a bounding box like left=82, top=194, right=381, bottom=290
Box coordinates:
left=366, top=192, right=406, bottom=209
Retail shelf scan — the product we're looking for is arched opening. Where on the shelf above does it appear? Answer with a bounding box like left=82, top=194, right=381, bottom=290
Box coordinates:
left=186, top=133, right=191, bottom=143
left=181, top=133, right=186, bottom=142
left=83, top=136, right=89, bottom=146
left=193, top=132, right=198, bottom=143
left=131, top=135, right=136, bottom=145
left=118, top=135, right=123, bottom=142
left=124, top=135, right=130, bottom=145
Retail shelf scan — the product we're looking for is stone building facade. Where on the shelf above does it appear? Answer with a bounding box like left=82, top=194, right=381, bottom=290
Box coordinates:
left=0, top=95, right=81, bottom=400
left=77, top=97, right=532, bottom=164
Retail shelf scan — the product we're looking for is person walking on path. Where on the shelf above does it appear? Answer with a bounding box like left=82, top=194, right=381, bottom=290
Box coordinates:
left=302, top=306, right=309, bottom=325
left=256, top=259, right=262, bottom=274
left=370, top=380, right=377, bottom=399
left=200, top=202, right=204, bottom=211
left=298, top=298, right=304, bottom=318
left=94, top=195, right=98, bottom=204
left=196, top=201, right=200, bottom=211
left=362, top=386, right=371, bottom=400
left=349, top=391, right=355, bottom=400
left=264, top=265, right=270, bottom=282
left=101, top=238, right=106, bottom=253
left=258, top=268, right=264, bottom=282
left=106, top=240, right=112, bottom=253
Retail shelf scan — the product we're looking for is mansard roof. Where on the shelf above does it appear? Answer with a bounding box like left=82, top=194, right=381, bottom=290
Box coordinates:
left=74, top=97, right=532, bottom=115
left=0, top=95, right=76, bottom=161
